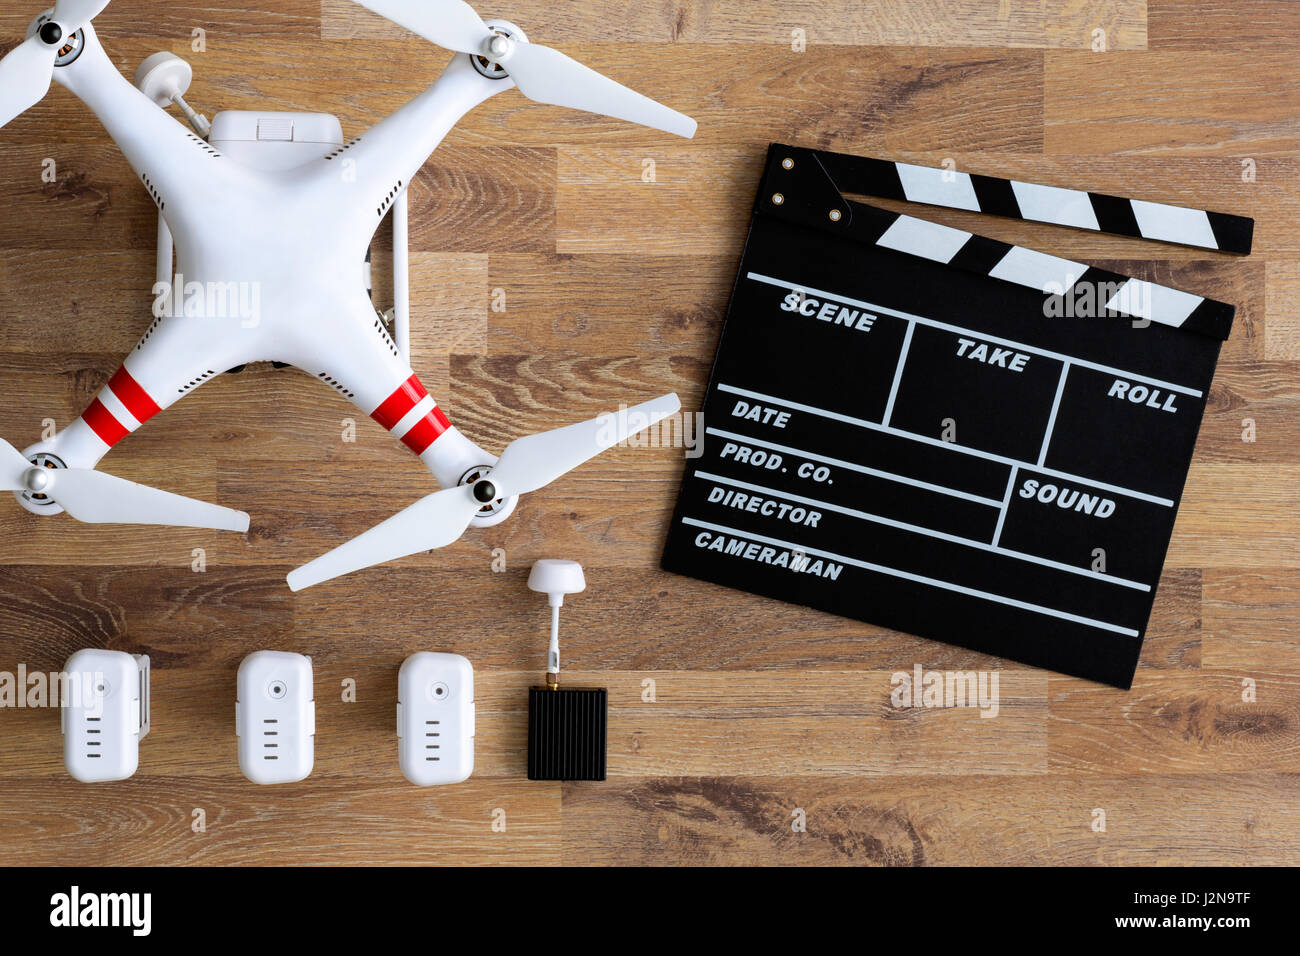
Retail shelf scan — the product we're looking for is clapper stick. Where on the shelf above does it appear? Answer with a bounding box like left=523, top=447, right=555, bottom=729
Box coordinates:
left=811, top=149, right=1254, bottom=255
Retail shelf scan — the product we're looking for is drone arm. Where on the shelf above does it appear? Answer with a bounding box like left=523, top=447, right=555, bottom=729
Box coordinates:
left=280, top=295, right=493, bottom=489
left=319, top=53, right=508, bottom=214
left=360, top=369, right=491, bottom=490
left=51, top=24, right=231, bottom=221
left=23, top=305, right=267, bottom=472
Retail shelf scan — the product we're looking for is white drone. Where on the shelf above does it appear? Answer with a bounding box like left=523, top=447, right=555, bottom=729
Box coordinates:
left=0, top=0, right=692, bottom=590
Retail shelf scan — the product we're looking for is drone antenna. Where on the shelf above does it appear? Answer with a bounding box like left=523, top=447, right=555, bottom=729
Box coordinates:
left=171, top=92, right=211, bottom=138
left=527, top=559, right=586, bottom=689
left=524, top=559, right=607, bottom=782
left=134, top=52, right=211, bottom=138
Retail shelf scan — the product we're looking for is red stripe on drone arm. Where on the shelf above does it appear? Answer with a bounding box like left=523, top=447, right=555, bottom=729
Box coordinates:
left=370, top=374, right=429, bottom=431
left=400, top=406, right=452, bottom=455
left=82, top=399, right=130, bottom=448
left=107, top=366, right=162, bottom=424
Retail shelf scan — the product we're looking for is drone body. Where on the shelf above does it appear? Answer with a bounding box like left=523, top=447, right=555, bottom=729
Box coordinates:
left=0, top=0, right=694, bottom=588
left=20, top=17, right=506, bottom=507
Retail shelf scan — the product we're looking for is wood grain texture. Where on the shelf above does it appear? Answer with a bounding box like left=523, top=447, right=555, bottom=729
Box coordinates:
left=0, top=0, right=1296, bottom=866
left=323, top=0, right=1149, bottom=50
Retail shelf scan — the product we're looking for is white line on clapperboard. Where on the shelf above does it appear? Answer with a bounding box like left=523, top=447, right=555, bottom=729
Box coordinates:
left=715, top=386, right=1176, bottom=509
left=707, top=427, right=1002, bottom=507
left=1038, top=365, right=1070, bottom=468
left=991, top=465, right=1019, bottom=548
left=694, top=469, right=1148, bottom=592
left=881, top=319, right=915, bottom=426
left=748, top=271, right=1204, bottom=399
left=680, top=516, right=1141, bottom=637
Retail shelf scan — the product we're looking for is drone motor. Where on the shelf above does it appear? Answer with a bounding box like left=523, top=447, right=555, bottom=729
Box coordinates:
left=29, top=13, right=83, bottom=66
left=471, top=21, right=526, bottom=80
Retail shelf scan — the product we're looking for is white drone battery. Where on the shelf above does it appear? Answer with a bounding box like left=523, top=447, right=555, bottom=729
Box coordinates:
left=397, top=652, right=475, bottom=785
left=61, top=649, right=150, bottom=783
left=236, top=651, right=315, bottom=785
left=208, top=110, right=344, bottom=171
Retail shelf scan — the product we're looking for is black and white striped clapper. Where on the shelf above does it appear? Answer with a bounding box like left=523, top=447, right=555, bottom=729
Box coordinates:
left=662, top=144, right=1253, bottom=688
left=817, top=151, right=1252, bottom=254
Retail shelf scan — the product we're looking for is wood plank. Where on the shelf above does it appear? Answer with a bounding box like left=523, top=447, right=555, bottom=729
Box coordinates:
left=323, top=0, right=1148, bottom=50
left=1049, top=671, right=1300, bottom=773
left=79, top=2, right=323, bottom=38
left=1199, top=361, right=1300, bottom=462
left=0, top=777, right=560, bottom=865
left=1149, top=0, right=1300, bottom=51
left=554, top=50, right=1047, bottom=253
left=1169, top=464, right=1300, bottom=568
left=486, top=253, right=734, bottom=358
left=1202, top=569, right=1300, bottom=672
left=0, top=145, right=155, bottom=250
left=560, top=773, right=1300, bottom=865
left=1047, top=773, right=1300, bottom=865
left=1045, top=51, right=1300, bottom=158
left=1264, top=261, right=1300, bottom=359
left=601, top=670, right=1047, bottom=777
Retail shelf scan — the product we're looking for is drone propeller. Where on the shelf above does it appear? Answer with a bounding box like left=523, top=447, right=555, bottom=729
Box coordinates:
left=1, top=438, right=250, bottom=531
left=286, top=392, right=682, bottom=591
left=353, top=0, right=697, bottom=138
left=0, top=0, right=112, bottom=129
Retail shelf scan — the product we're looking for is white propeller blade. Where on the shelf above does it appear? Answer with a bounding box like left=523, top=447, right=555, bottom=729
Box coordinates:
left=286, top=485, right=480, bottom=592
left=491, top=393, right=681, bottom=496
left=51, top=469, right=251, bottom=531
left=351, top=0, right=696, bottom=138
left=1, top=438, right=249, bottom=531
left=0, top=37, right=56, bottom=130
left=506, top=43, right=697, bottom=139
left=287, top=392, right=682, bottom=590
left=0, top=438, right=35, bottom=491
left=52, top=0, right=112, bottom=30
left=356, top=0, right=488, bottom=54
left=0, top=0, right=113, bottom=130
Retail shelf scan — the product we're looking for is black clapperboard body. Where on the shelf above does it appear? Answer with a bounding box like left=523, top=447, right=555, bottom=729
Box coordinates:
left=662, top=145, right=1253, bottom=688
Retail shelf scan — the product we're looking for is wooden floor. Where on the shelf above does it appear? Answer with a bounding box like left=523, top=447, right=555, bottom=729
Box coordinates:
left=0, top=0, right=1297, bottom=866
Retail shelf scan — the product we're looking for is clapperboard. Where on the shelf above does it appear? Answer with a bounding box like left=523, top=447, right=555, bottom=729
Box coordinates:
left=662, top=145, right=1253, bottom=687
